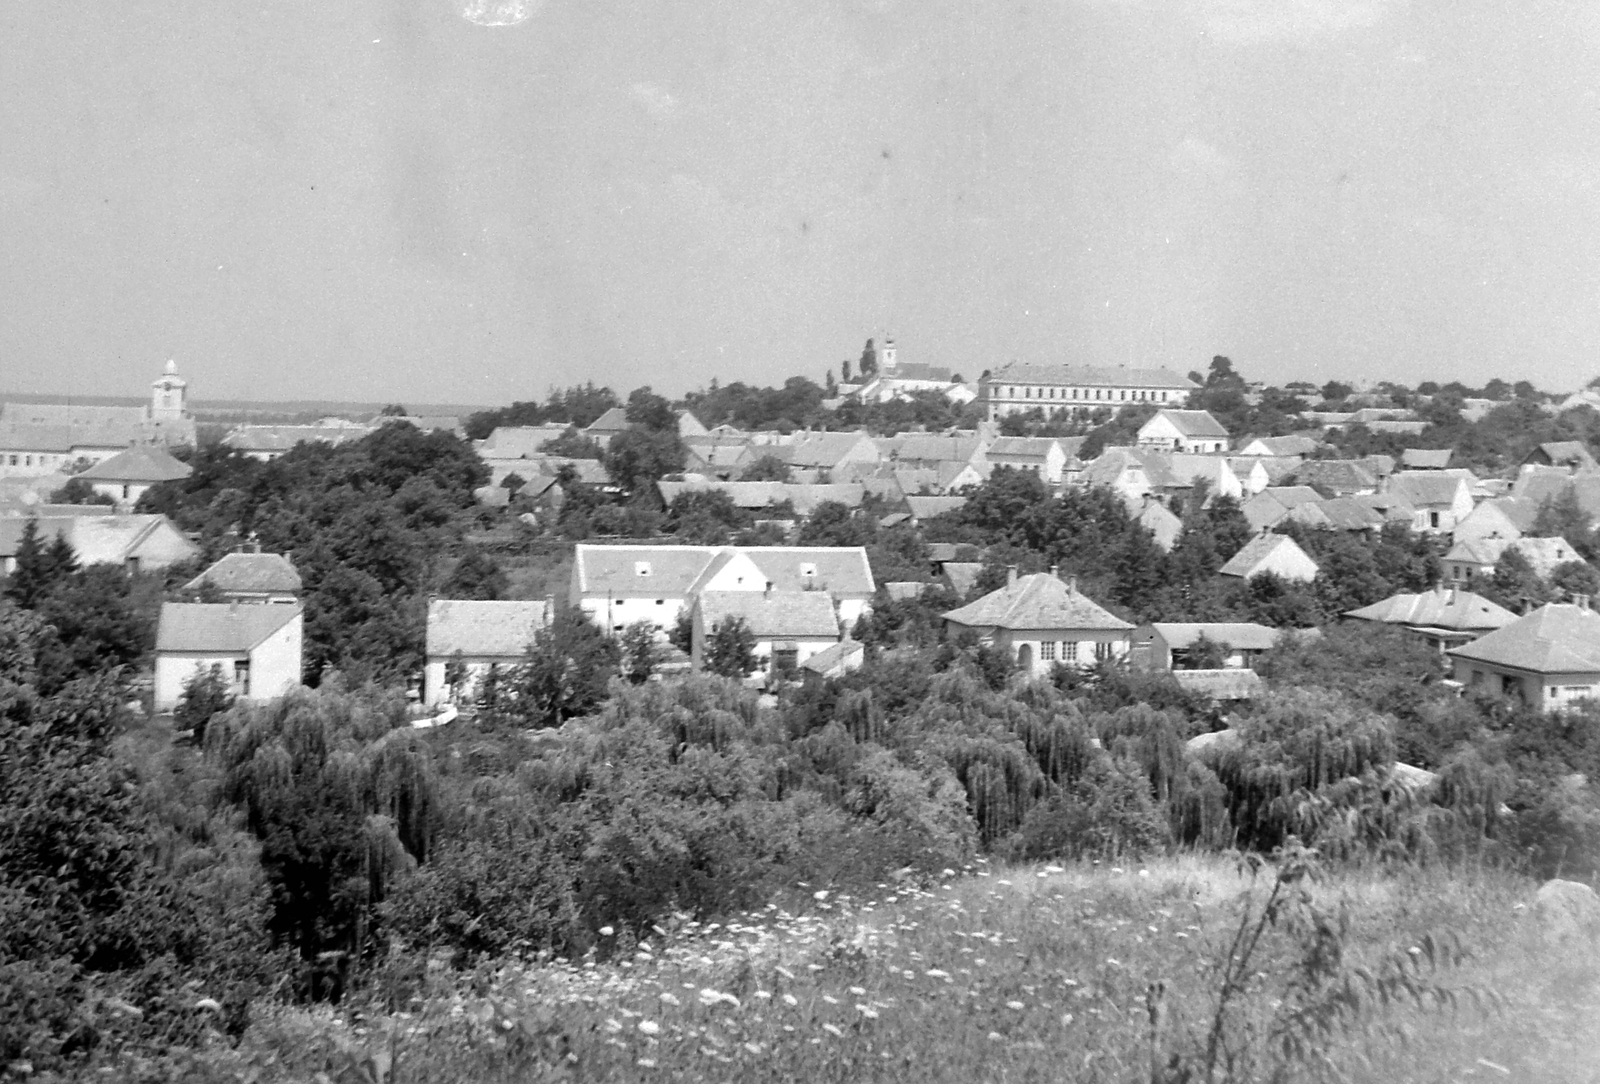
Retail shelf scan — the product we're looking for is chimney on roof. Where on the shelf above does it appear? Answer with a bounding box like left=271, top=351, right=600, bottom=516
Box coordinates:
left=1447, top=585, right=1457, bottom=605
left=1007, top=565, right=1018, bottom=587
left=1067, top=576, right=1077, bottom=594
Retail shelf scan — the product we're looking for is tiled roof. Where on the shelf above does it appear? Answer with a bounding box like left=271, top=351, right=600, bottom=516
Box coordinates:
left=76, top=445, right=193, bottom=483
left=1313, top=498, right=1386, bottom=530
left=425, top=599, right=550, bottom=657
left=186, top=552, right=302, bottom=594
left=2, top=402, right=147, bottom=426
left=942, top=561, right=984, bottom=596
left=1147, top=409, right=1229, bottom=438
left=882, top=433, right=983, bottom=463
left=985, top=436, right=1061, bottom=460
left=156, top=602, right=302, bottom=653
left=477, top=425, right=573, bottom=457
left=0, top=513, right=195, bottom=566
left=574, top=545, right=875, bottom=597
left=1386, top=471, right=1468, bottom=507
left=584, top=407, right=630, bottom=433
left=696, top=590, right=841, bottom=639
left=1243, top=435, right=1319, bottom=457
left=741, top=547, right=876, bottom=595
left=987, top=363, right=1196, bottom=391
left=943, top=573, right=1133, bottom=632
left=0, top=424, right=77, bottom=453
left=657, top=480, right=865, bottom=512
left=1400, top=448, right=1453, bottom=469
left=801, top=638, right=864, bottom=674
left=1258, top=486, right=1323, bottom=508
left=1288, top=460, right=1377, bottom=494
left=1449, top=603, right=1600, bottom=674
left=1345, top=587, right=1515, bottom=632
left=1535, top=441, right=1596, bottom=468
left=1219, top=533, right=1316, bottom=579
left=784, top=432, right=877, bottom=468
left=224, top=424, right=369, bottom=453
left=1135, top=499, right=1182, bottom=551
left=1148, top=622, right=1280, bottom=651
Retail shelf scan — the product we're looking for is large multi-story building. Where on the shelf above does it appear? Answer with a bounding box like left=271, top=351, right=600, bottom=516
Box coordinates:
left=980, top=363, right=1196, bottom=421
left=0, top=360, right=196, bottom=477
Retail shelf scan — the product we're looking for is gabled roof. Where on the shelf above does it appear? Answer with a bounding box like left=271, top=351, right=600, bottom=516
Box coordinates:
left=477, top=425, right=573, bottom=458
left=1135, top=499, right=1183, bottom=551
left=986, top=436, right=1062, bottom=460
left=1533, top=441, right=1597, bottom=469
left=0, top=513, right=196, bottom=566
left=801, top=638, right=865, bottom=675
left=426, top=599, right=550, bottom=657
left=1289, top=459, right=1377, bottom=494
left=1146, top=622, right=1280, bottom=651
left=740, top=547, right=876, bottom=595
left=881, top=433, right=983, bottom=464
left=1313, top=498, right=1386, bottom=531
left=573, top=544, right=875, bottom=597
left=988, top=362, right=1197, bottom=391
left=1345, top=587, right=1515, bottom=632
left=1448, top=603, right=1600, bottom=674
left=1258, top=485, right=1323, bottom=508
left=1082, top=448, right=1149, bottom=490
left=1144, top=409, right=1229, bottom=439
left=1400, top=448, right=1454, bottom=470
left=76, top=445, right=193, bottom=484
left=0, top=424, right=78, bottom=453
left=1219, top=533, right=1316, bottom=579
left=1241, top=435, right=1319, bottom=457
left=1386, top=471, right=1471, bottom=507
left=696, top=590, right=841, bottom=639
left=784, top=431, right=877, bottom=468
left=584, top=407, right=630, bottom=434
left=943, top=573, right=1133, bottom=632
left=186, top=552, right=302, bottom=595
left=156, top=602, right=302, bottom=654
left=224, top=424, right=369, bottom=453
left=942, top=561, right=984, bottom=596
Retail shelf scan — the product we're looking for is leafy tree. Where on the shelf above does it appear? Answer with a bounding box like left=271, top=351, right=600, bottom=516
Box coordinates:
left=380, top=403, right=407, bottom=416
left=1184, top=634, right=1230, bottom=670
left=442, top=549, right=506, bottom=600
left=1320, top=380, right=1354, bottom=403
left=740, top=454, right=792, bottom=482
left=47, top=477, right=113, bottom=506
left=507, top=607, right=620, bottom=727
left=858, top=338, right=878, bottom=379
left=669, top=607, right=695, bottom=655
left=1551, top=560, right=1600, bottom=601
left=444, top=651, right=468, bottom=701
left=797, top=500, right=873, bottom=547
left=538, top=428, right=606, bottom=459
left=1487, top=547, right=1553, bottom=612
left=702, top=615, right=756, bottom=679
left=603, top=428, right=687, bottom=494
left=618, top=620, right=660, bottom=685
left=174, top=663, right=234, bottom=742
left=624, top=386, right=677, bottom=433
left=1534, top=488, right=1596, bottom=561
left=3, top=519, right=73, bottom=609
left=665, top=488, right=748, bottom=544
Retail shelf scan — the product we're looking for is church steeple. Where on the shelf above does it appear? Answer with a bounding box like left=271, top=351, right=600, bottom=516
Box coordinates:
left=150, top=359, right=188, bottom=423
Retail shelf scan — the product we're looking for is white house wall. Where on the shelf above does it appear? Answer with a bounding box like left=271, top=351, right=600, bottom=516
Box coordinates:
left=247, top=614, right=304, bottom=702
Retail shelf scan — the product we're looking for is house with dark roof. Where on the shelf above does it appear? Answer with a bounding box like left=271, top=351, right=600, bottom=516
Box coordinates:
left=1240, top=486, right=1324, bottom=532
left=76, top=445, right=192, bottom=506
left=1219, top=533, right=1319, bottom=583
left=153, top=602, right=303, bottom=712
left=1522, top=441, right=1597, bottom=472
left=185, top=551, right=302, bottom=604
left=1400, top=448, right=1454, bottom=470
left=422, top=599, right=551, bottom=707
left=782, top=431, right=881, bottom=476
left=1131, top=622, right=1279, bottom=671
left=1136, top=409, right=1230, bottom=454
left=1447, top=601, right=1600, bottom=708
left=691, top=590, right=843, bottom=684
left=942, top=569, right=1133, bottom=676
left=1287, top=459, right=1379, bottom=498
left=986, top=437, right=1072, bottom=483
left=1345, top=586, right=1516, bottom=652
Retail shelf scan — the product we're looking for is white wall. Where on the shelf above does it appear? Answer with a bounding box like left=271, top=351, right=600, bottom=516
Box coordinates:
left=154, top=652, right=244, bottom=713
left=248, top=614, right=303, bottom=701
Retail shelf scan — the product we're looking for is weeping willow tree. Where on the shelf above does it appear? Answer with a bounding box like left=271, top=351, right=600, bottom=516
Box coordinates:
left=1201, top=688, right=1396, bottom=852
left=206, top=684, right=438, bottom=1000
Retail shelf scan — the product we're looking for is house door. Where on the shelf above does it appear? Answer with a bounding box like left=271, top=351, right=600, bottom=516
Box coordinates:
left=1016, top=643, right=1034, bottom=672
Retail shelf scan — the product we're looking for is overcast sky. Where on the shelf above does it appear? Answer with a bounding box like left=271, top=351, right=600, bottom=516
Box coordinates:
left=3, top=0, right=1597, bottom=404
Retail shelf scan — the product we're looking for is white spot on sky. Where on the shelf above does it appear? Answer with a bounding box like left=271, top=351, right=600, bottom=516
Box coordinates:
left=458, top=0, right=541, bottom=27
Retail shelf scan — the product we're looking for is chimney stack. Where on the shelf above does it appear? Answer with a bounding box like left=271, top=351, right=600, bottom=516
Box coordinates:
left=1006, top=565, right=1018, bottom=587
left=1067, top=576, right=1078, bottom=594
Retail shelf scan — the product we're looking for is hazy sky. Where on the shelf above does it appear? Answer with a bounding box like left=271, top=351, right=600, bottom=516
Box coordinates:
left=3, top=0, right=1598, bottom=404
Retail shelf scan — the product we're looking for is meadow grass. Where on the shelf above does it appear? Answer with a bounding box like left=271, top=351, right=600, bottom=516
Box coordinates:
left=132, top=855, right=1598, bottom=1083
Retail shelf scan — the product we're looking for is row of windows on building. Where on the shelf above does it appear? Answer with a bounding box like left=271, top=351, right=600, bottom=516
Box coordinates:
left=1035, top=640, right=1116, bottom=663
left=997, top=386, right=1175, bottom=403
left=5, top=453, right=65, bottom=467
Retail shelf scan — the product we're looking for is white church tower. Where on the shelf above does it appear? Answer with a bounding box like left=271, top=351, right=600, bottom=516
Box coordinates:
left=150, top=359, right=188, bottom=424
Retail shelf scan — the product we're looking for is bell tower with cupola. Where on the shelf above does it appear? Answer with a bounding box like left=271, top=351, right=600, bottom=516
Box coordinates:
left=150, top=359, right=188, bottom=423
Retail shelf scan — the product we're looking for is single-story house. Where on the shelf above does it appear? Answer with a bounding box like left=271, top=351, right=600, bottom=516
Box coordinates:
left=1131, top=622, right=1279, bottom=671
left=801, top=638, right=866, bottom=683
left=1218, top=533, right=1319, bottom=583
left=422, top=598, right=551, bottom=707
left=1521, top=442, right=1597, bottom=472
left=0, top=513, right=199, bottom=575
left=1399, top=448, right=1454, bottom=471
left=75, top=445, right=193, bottom=506
left=1136, top=409, right=1229, bottom=454
left=1235, top=435, right=1319, bottom=458
left=986, top=437, right=1071, bottom=484
left=153, top=602, right=303, bottom=712
left=691, top=590, right=843, bottom=682
left=942, top=569, right=1133, bottom=677
left=1451, top=497, right=1540, bottom=545
left=1447, top=601, right=1600, bottom=709
left=1442, top=536, right=1584, bottom=584
left=1133, top=497, right=1183, bottom=552
left=1384, top=472, right=1476, bottom=534
left=184, top=550, right=302, bottom=603
left=1344, top=586, right=1516, bottom=652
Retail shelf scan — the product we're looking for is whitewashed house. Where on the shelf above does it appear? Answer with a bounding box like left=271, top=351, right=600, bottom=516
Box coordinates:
left=942, top=569, right=1133, bottom=677
left=1218, top=533, right=1319, bottom=583
left=76, top=445, right=192, bottom=506
left=422, top=599, right=551, bottom=707
left=691, top=591, right=843, bottom=682
left=1136, top=409, right=1230, bottom=454
left=153, top=602, right=303, bottom=712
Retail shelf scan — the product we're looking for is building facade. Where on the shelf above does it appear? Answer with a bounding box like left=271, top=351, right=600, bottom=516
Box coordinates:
left=980, top=363, right=1196, bottom=422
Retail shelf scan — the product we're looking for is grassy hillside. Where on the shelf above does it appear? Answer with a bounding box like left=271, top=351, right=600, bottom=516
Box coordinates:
left=137, top=855, right=1597, bottom=1083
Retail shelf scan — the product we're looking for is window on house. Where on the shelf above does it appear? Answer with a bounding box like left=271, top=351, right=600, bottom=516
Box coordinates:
left=1040, top=641, right=1057, bottom=661
left=1095, top=641, right=1114, bottom=661
left=234, top=660, right=251, bottom=697
left=1429, top=511, right=1440, bottom=529
left=1063, top=642, right=1078, bottom=663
